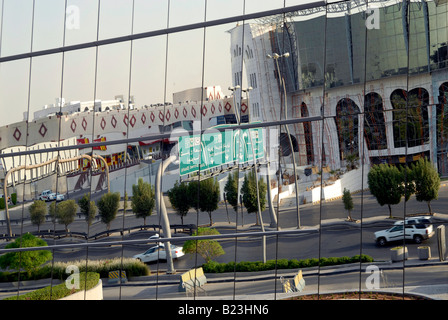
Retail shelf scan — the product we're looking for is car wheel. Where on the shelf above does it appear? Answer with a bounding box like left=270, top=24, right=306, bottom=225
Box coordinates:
left=377, top=237, right=387, bottom=246
left=414, top=235, right=423, bottom=244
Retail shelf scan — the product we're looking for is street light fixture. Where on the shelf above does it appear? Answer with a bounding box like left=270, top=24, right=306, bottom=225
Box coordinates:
left=267, top=52, right=301, bottom=229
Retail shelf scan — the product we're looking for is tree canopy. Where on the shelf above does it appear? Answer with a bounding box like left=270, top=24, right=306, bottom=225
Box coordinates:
left=78, top=193, right=97, bottom=226
left=29, top=200, right=47, bottom=232
left=367, top=164, right=404, bottom=218
left=0, top=233, right=52, bottom=277
left=182, top=227, right=225, bottom=263
left=97, top=192, right=121, bottom=230
left=241, top=170, right=267, bottom=225
left=168, top=180, right=191, bottom=225
left=131, top=178, right=155, bottom=225
left=224, top=171, right=239, bottom=213
left=55, top=200, right=78, bottom=232
left=342, top=188, right=354, bottom=221
left=411, top=157, right=440, bottom=214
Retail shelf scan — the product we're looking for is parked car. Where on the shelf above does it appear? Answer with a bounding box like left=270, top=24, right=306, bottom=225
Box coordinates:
left=39, top=190, right=64, bottom=201
left=49, top=192, right=65, bottom=202
left=133, top=244, right=184, bottom=263
left=375, top=220, right=435, bottom=246
left=38, top=190, right=53, bottom=201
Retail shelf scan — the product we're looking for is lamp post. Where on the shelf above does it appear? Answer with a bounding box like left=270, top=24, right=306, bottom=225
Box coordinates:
left=228, top=85, right=241, bottom=124
left=267, top=52, right=301, bottom=229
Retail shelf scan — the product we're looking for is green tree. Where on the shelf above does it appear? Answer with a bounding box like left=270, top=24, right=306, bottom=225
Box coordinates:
left=131, top=178, right=155, bottom=225
left=56, top=200, right=78, bottom=232
left=48, top=201, right=57, bottom=224
left=0, top=233, right=52, bottom=277
left=168, top=181, right=191, bottom=225
left=97, top=192, right=121, bottom=230
left=29, top=200, right=47, bottom=232
left=123, top=192, right=129, bottom=214
left=182, top=227, right=225, bottom=263
left=367, top=164, right=404, bottom=218
left=199, top=178, right=220, bottom=226
left=187, top=180, right=200, bottom=212
left=342, top=188, right=354, bottom=221
left=411, top=157, right=440, bottom=215
left=224, top=171, right=239, bottom=213
left=78, top=193, right=97, bottom=226
left=187, top=178, right=221, bottom=226
left=240, top=170, right=267, bottom=225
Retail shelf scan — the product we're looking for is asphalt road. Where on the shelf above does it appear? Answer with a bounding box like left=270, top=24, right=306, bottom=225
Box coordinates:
left=2, top=187, right=448, bottom=271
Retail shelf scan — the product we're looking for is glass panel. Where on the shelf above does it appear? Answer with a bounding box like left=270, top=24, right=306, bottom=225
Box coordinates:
left=32, top=0, right=65, bottom=51
left=92, top=41, right=132, bottom=299
left=98, top=0, right=133, bottom=40
left=133, top=0, right=168, bottom=34
left=244, top=0, right=284, bottom=15
left=168, top=0, right=205, bottom=28
left=0, top=59, right=30, bottom=242
left=205, top=0, right=243, bottom=21
left=0, top=0, right=33, bottom=57
left=64, top=0, right=99, bottom=47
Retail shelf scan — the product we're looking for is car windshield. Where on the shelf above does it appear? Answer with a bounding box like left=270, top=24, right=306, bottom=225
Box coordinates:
left=389, top=225, right=403, bottom=232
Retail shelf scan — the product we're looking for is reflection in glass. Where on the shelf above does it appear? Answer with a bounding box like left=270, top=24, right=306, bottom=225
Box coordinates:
left=64, top=0, right=99, bottom=46
left=98, top=0, right=133, bottom=40
left=32, top=0, right=65, bottom=51
left=168, top=0, right=205, bottom=28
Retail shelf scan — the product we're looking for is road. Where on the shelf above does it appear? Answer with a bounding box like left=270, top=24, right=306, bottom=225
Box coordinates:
left=1, top=186, right=448, bottom=300
left=99, top=264, right=448, bottom=300
left=2, top=187, right=448, bottom=268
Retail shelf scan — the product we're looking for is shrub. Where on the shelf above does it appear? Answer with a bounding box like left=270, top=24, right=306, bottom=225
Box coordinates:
left=4, top=272, right=100, bottom=300
left=0, top=257, right=150, bottom=283
left=202, top=255, right=373, bottom=273
left=11, top=193, right=17, bottom=205
left=50, top=258, right=150, bottom=279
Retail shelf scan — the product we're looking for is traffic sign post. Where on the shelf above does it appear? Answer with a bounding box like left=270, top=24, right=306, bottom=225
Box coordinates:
left=179, top=125, right=264, bottom=176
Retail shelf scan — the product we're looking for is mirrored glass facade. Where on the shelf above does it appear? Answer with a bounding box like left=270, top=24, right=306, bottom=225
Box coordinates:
left=0, top=0, right=447, bottom=303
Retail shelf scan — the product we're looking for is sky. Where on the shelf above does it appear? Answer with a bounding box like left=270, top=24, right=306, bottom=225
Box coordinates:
left=0, top=0, right=322, bottom=127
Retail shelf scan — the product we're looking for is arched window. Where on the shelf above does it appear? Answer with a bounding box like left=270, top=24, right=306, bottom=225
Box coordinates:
left=300, top=102, right=314, bottom=164
left=364, top=93, right=387, bottom=150
left=437, top=82, right=448, bottom=174
left=391, top=88, right=429, bottom=148
left=335, top=98, right=360, bottom=162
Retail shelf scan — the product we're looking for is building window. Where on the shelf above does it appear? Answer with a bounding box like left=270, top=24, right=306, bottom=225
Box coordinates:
left=335, top=98, right=360, bottom=162
left=391, top=88, right=429, bottom=149
left=364, top=92, right=387, bottom=150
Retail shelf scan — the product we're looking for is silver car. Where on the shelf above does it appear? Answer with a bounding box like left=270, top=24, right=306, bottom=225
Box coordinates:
left=133, top=244, right=184, bottom=263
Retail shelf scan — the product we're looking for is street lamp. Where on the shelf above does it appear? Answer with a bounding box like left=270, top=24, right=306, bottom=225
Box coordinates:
left=228, top=85, right=241, bottom=123
left=267, top=52, right=301, bottom=229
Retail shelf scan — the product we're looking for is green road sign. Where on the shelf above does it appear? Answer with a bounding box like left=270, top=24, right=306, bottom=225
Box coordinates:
left=179, top=125, right=264, bottom=176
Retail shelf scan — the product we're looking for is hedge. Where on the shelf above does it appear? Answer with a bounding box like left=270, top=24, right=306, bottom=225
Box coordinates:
left=0, top=258, right=150, bottom=282
left=4, top=272, right=100, bottom=300
left=203, top=255, right=374, bottom=273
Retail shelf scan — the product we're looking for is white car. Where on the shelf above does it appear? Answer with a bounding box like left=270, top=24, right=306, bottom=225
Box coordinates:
left=133, top=244, right=184, bottom=263
left=48, top=192, right=65, bottom=201
left=394, top=216, right=433, bottom=234
left=375, top=221, right=434, bottom=246
left=39, top=190, right=53, bottom=201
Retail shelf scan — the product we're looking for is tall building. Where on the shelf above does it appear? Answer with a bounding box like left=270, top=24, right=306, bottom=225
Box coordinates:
left=229, top=0, right=448, bottom=174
